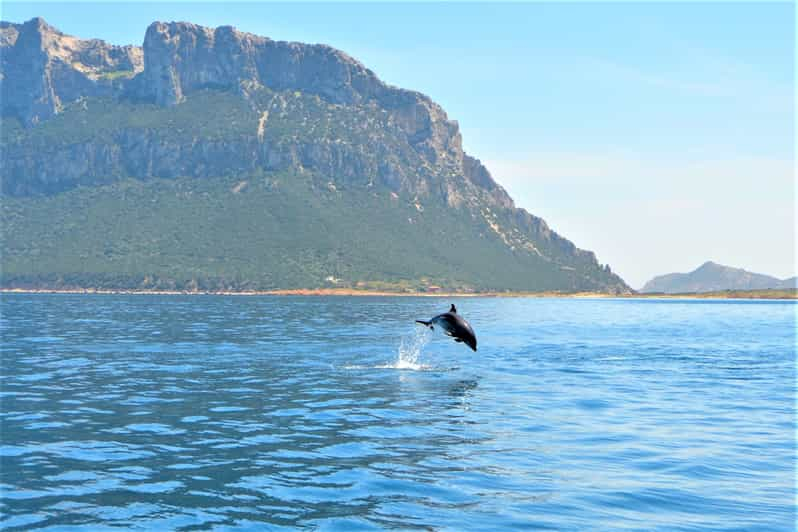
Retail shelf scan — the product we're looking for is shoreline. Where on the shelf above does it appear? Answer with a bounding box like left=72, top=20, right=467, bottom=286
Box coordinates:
left=1, top=288, right=795, bottom=300
left=0, top=287, right=612, bottom=298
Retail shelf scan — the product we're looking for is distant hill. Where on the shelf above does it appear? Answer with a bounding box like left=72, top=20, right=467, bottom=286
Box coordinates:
left=641, top=261, right=796, bottom=294
left=0, top=18, right=629, bottom=293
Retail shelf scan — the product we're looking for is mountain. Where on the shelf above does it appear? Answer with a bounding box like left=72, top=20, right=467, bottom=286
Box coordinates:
left=641, top=261, right=796, bottom=294
left=0, top=18, right=629, bottom=293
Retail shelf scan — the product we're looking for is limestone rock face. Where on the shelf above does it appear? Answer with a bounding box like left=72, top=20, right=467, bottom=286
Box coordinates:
left=1, top=18, right=502, bottom=209
left=136, top=22, right=465, bottom=178
left=140, top=21, right=378, bottom=106
left=1, top=18, right=142, bottom=125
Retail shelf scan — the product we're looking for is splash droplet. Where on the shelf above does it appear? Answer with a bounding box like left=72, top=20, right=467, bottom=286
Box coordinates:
left=395, top=325, right=432, bottom=370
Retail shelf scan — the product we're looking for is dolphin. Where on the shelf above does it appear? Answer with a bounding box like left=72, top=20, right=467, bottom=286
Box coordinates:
left=416, top=304, right=477, bottom=351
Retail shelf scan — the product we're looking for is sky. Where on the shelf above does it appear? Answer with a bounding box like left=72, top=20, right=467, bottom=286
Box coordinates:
left=2, top=1, right=794, bottom=288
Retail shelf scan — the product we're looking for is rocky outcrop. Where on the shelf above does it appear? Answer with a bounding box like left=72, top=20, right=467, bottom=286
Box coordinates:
left=1, top=19, right=504, bottom=207
left=2, top=18, right=479, bottom=194
left=140, top=21, right=382, bottom=107
left=1, top=18, right=462, bottom=163
left=1, top=18, right=142, bottom=125
left=137, top=22, right=467, bottom=182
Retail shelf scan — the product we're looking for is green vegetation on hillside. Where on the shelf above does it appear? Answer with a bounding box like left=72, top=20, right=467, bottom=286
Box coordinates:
left=97, top=69, right=136, bottom=80
left=3, top=88, right=418, bottom=157
left=2, top=90, right=257, bottom=147
left=2, top=88, right=626, bottom=293
left=2, top=173, right=601, bottom=292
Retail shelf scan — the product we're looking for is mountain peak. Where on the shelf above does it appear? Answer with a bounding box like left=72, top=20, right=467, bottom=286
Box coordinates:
left=642, top=262, right=793, bottom=293
left=139, top=18, right=380, bottom=107
left=696, top=260, right=724, bottom=271
left=1, top=17, right=143, bottom=125
left=20, top=16, right=53, bottom=32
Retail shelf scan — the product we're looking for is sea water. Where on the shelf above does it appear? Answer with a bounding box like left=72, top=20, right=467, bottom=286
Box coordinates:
left=0, top=294, right=795, bottom=530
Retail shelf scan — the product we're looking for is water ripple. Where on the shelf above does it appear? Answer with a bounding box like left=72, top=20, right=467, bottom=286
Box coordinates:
left=0, top=295, right=794, bottom=530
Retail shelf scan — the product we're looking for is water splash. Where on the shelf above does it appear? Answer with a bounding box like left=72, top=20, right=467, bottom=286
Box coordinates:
left=343, top=325, right=435, bottom=371
left=392, top=325, right=433, bottom=370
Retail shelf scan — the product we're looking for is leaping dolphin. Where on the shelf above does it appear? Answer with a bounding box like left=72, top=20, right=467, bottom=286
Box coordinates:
left=416, top=304, right=477, bottom=351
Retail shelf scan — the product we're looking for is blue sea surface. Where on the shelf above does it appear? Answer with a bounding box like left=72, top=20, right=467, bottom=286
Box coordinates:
left=0, top=294, right=795, bottom=530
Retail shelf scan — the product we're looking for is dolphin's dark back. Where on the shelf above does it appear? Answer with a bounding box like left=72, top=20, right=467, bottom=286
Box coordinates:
left=416, top=304, right=477, bottom=351
left=430, top=311, right=477, bottom=351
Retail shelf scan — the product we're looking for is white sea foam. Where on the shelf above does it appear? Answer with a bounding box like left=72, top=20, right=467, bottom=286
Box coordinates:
left=390, top=325, right=433, bottom=370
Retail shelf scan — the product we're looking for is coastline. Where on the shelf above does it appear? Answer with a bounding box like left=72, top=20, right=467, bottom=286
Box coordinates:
left=1, top=287, right=795, bottom=300
left=0, top=287, right=610, bottom=298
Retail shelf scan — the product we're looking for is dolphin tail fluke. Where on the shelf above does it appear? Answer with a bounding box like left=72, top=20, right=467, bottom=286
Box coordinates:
left=415, top=320, right=433, bottom=330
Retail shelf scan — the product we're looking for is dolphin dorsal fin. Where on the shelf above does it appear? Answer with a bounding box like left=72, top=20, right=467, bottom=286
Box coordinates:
left=450, top=304, right=457, bottom=314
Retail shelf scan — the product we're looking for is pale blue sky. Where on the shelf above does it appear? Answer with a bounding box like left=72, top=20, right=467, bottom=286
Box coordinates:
left=3, top=2, right=794, bottom=287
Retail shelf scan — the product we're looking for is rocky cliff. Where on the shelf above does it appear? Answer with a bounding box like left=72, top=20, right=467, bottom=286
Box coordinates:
left=1, top=18, right=629, bottom=293
left=1, top=17, right=142, bottom=126
left=2, top=19, right=507, bottom=207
